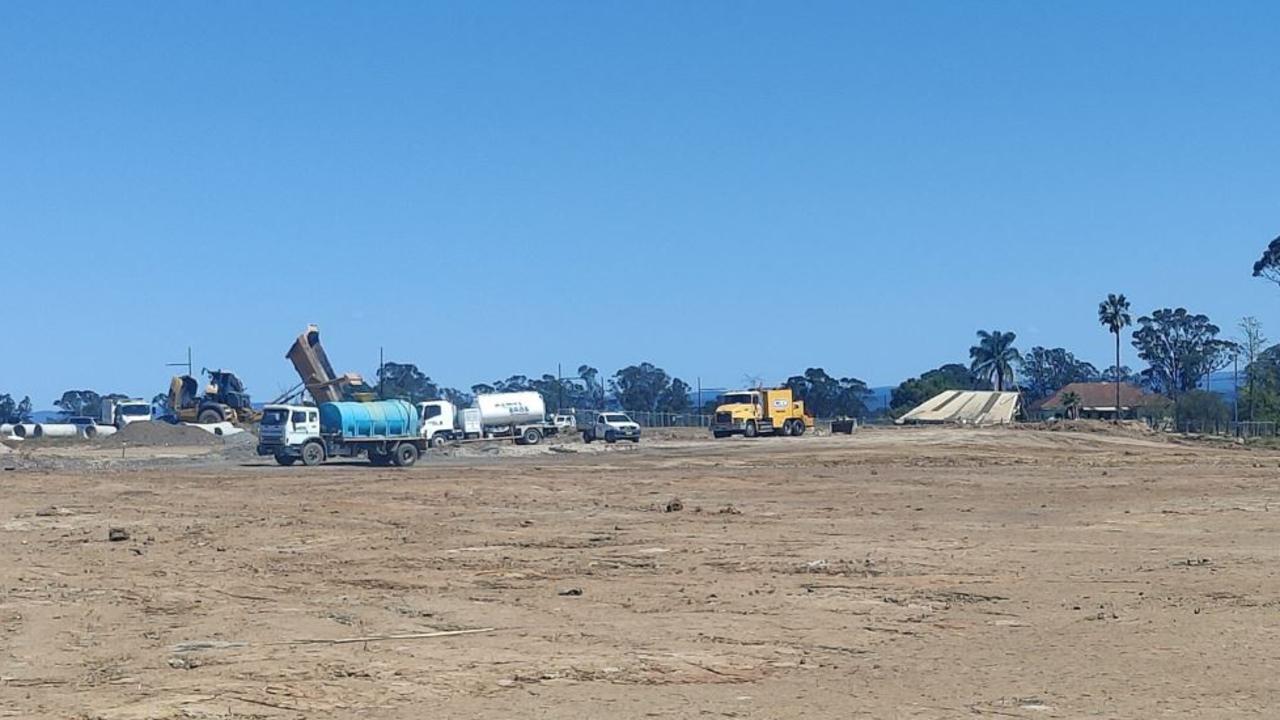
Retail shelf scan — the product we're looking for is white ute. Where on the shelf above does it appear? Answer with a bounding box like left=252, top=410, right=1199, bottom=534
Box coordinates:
left=582, top=412, right=641, bottom=444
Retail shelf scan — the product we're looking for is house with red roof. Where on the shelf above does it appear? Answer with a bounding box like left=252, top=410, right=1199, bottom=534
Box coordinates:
left=1033, top=382, right=1160, bottom=421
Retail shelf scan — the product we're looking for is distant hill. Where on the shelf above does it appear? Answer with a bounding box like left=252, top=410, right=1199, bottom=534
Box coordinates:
left=866, top=386, right=894, bottom=412
left=1200, top=370, right=1239, bottom=402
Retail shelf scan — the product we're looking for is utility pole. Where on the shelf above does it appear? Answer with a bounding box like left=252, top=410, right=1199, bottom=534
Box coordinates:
left=166, top=347, right=193, bottom=377
left=378, top=346, right=384, bottom=399
left=1233, top=348, right=1239, bottom=424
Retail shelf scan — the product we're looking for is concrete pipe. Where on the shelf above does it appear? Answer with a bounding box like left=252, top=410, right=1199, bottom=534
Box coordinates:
left=12, top=423, right=37, bottom=438
left=213, top=424, right=244, bottom=437
left=0, top=423, right=11, bottom=436
left=94, top=426, right=118, bottom=438
left=34, top=424, right=80, bottom=439
left=186, top=422, right=243, bottom=436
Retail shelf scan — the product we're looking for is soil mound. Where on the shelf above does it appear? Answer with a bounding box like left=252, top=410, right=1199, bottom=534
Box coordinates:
left=1023, top=419, right=1157, bottom=437
left=98, top=422, right=222, bottom=447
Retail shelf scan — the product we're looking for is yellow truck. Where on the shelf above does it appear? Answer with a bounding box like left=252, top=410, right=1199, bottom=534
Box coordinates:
left=710, top=387, right=814, bottom=439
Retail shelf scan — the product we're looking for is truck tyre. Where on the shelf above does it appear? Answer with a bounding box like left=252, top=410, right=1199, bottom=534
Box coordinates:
left=605, top=430, right=617, bottom=444
left=429, top=434, right=449, bottom=450
left=582, top=430, right=594, bottom=443
left=744, top=421, right=758, bottom=438
left=198, top=408, right=223, bottom=424
left=393, top=442, right=419, bottom=467
left=275, top=452, right=296, bottom=466
left=301, top=441, right=325, bottom=467
left=713, top=431, right=730, bottom=439
left=369, top=449, right=393, bottom=466
left=522, top=427, right=543, bottom=445
left=630, top=437, right=640, bottom=443
left=793, top=422, right=806, bottom=436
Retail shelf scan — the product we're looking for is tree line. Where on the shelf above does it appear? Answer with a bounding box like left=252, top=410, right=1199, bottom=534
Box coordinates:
left=375, top=362, right=875, bottom=419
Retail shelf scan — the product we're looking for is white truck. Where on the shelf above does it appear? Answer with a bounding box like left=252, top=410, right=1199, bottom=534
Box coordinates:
left=417, top=391, right=568, bottom=446
left=581, top=412, right=642, bottom=443
left=99, top=398, right=153, bottom=429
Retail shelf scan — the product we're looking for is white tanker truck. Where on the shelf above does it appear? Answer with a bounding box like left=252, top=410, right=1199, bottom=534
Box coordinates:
left=417, top=391, right=571, bottom=446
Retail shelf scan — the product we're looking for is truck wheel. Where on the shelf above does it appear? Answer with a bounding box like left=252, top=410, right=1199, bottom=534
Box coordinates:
left=582, top=430, right=594, bottom=443
left=793, top=422, right=806, bottom=436
left=429, top=434, right=449, bottom=450
left=301, top=441, right=325, bottom=467
left=713, top=431, right=729, bottom=439
left=522, top=427, right=543, bottom=445
left=369, top=449, right=392, bottom=466
left=393, top=443, right=419, bottom=467
left=198, top=408, right=223, bottom=424
left=275, top=452, right=296, bottom=466
left=744, top=421, right=758, bottom=438
left=630, top=437, right=640, bottom=443
left=605, top=430, right=617, bottom=444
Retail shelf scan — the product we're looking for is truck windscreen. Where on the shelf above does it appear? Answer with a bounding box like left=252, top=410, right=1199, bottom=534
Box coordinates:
left=262, top=409, right=289, bottom=426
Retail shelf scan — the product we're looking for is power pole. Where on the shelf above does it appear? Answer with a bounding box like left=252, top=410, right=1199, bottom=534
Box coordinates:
left=166, top=347, right=193, bottom=377
left=1233, top=349, right=1239, bottom=424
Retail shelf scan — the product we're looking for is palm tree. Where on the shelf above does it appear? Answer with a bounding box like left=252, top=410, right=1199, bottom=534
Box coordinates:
left=1097, top=293, right=1133, bottom=421
left=969, top=330, right=1019, bottom=391
left=1061, top=391, right=1082, bottom=420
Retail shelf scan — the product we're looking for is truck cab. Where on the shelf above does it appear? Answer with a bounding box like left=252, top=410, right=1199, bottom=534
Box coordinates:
left=257, top=404, right=321, bottom=465
left=417, top=400, right=462, bottom=447
left=102, top=399, right=153, bottom=428
left=711, top=387, right=813, bottom=438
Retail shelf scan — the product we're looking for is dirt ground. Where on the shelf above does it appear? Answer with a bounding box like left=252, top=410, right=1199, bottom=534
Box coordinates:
left=3, top=425, right=1280, bottom=718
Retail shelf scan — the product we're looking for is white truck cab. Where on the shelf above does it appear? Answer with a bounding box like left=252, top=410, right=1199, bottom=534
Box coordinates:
left=417, top=400, right=479, bottom=446
left=258, top=404, right=321, bottom=465
left=100, top=399, right=154, bottom=428
left=583, top=412, right=642, bottom=444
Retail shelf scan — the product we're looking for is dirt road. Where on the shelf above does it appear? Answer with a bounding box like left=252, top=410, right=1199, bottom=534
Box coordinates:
left=3, top=427, right=1279, bottom=718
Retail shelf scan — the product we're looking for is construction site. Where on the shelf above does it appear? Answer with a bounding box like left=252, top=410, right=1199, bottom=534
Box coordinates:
left=4, top=421, right=1279, bottom=718
left=6, top=4, right=1279, bottom=718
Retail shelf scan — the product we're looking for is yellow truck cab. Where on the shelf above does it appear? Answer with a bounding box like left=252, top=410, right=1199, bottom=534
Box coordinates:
left=711, top=387, right=815, bottom=439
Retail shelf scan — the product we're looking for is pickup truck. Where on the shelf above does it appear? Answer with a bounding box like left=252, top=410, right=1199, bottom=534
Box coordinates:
left=581, top=412, right=641, bottom=444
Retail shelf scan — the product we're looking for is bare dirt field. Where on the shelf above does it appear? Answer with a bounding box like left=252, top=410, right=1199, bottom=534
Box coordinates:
left=4, top=425, right=1280, bottom=718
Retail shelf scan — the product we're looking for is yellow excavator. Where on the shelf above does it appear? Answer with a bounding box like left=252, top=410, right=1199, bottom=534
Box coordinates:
left=166, top=326, right=373, bottom=425
left=167, top=369, right=261, bottom=424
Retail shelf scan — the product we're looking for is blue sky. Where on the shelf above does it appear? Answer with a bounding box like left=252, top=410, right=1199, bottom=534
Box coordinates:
left=2, top=2, right=1278, bottom=405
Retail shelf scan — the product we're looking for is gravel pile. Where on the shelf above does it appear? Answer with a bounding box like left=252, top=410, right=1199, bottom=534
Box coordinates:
left=97, top=422, right=223, bottom=448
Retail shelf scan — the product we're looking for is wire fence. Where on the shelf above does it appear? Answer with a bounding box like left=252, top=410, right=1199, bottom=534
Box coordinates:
left=1175, top=420, right=1280, bottom=438
left=571, top=409, right=862, bottom=432
left=576, top=410, right=713, bottom=428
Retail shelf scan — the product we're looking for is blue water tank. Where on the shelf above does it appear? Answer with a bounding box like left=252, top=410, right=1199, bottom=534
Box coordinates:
left=320, top=400, right=418, bottom=439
